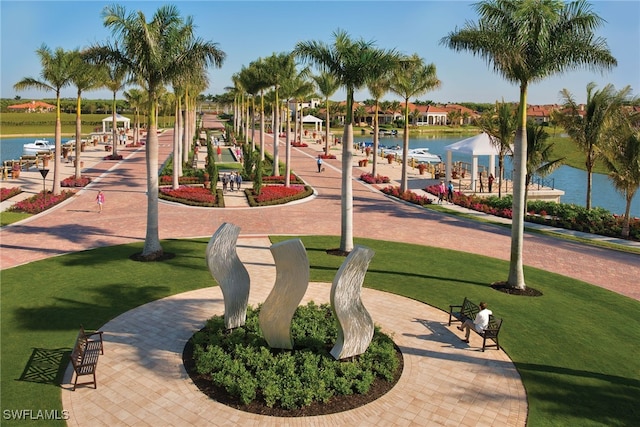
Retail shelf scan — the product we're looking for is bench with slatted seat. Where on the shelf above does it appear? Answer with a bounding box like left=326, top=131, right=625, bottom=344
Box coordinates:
left=448, top=297, right=503, bottom=351
left=69, top=326, right=104, bottom=390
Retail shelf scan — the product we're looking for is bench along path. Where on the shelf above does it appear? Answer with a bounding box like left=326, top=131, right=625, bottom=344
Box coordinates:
left=62, top=237, right=527, bottom=426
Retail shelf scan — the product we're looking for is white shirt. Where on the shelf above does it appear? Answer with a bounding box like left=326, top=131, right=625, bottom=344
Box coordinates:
left=474, top=308, right=492, bottom=332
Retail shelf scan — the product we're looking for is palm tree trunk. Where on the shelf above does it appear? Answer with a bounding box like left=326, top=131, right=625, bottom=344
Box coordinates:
left=260, top=90, right=265, bottom=161
left=272, top=91, right=280, bottom=176
left=623, top=197, right=632, bottom=238
left=172, top=99, right=181, bottom=190
left=75, top=93, right=82, bottom=180
left=507, top=84, right=528, bottom=290
left=400, top=100, right=410, bottom=192
left=340, top=89, right=355, bottom=253
left=142, top=96, right=163, bottom=259
left=53, top=92, right=62, bottom=195
left=285, top=102, right=291, bottom=187
left=372, top=101, right=379, bottom=178
left=112, top=95, right=118, bottom=158
left=324, top=99, right=330, bottom=156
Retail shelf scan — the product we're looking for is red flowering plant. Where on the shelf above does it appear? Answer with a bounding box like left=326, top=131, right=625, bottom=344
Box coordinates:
left=247, top=185, right=313, bottom=207
left=104, top=154, right=123, bottom=160
left=8, top=190, right=75, bottom=214
left=360, top=173, right=390, bottom=184
left=319, top=153, right=337, bottom=159
left=261, top=174, right=304, bottom=185
left=61, top=175, right=92, bottom=187
left=159, top=186, right=218, bottom=207
left=159, top=175, right=202, bottom=185
left=381, top=186, right=432, bottom=206
left=0, top=187, right=22, bottom=201
left=292, top=142, right=308, bottom=147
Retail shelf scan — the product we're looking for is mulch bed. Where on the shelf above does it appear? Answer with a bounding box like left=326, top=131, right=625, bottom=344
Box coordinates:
left=491, top=281, right=543, bottom=296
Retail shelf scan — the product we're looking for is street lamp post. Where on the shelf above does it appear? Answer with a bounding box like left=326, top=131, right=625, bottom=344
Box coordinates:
left=39, top=168, right=49, bottom=203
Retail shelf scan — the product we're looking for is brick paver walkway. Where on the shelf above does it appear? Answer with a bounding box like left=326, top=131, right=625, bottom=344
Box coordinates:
left=2, top=117, right=639, bottom=426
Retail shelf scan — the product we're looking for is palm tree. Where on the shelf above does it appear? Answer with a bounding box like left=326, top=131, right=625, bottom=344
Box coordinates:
left=477, top=100, right=517, bottom=197
left=367, top=77, right=391, bottom=177
left=600, top=108, right=640, bottom=238
left=262, top=53, right=295, bottom=177
left=123, top=89, right=145, bottom=145
left=101, top=60, right=128, bottom=159
left=525, top=121, right=565, bottom=209
left=91, top=4, right=226, bottom=260
left=313, top=72, right=340, bottom=156
left=70, top=50, right=103, bottom=179
left=441, top=0, right=617, bottom=290
left=14, top=45, right=74, bottom=195
left=282, top=71, right=314, bottom=186
left=295, top=29, right=400, bottom=253
left=390, top=54, right=441, bottom=192
left=553, top=82, right=633, bottom=209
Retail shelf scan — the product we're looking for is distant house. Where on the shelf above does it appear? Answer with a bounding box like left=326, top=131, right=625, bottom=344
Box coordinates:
left=7, top=100, right=55, bottom=113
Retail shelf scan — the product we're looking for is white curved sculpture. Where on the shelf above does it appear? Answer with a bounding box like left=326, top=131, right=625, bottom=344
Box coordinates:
left=259, top=239, right=309, bottom=349
left=330, top=245, right=375, bottom=360
left=205, top=223, right=250, bottom=330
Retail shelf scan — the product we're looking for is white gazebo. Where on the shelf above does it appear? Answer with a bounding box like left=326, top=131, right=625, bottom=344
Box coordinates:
left=102, top=114, right=131, bottom=133
left=301, top=114, right=323, bottom=132
left=444, top=133, right=512, bottom=191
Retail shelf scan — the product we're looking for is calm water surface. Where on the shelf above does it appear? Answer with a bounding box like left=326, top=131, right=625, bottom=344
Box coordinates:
left=355, top=134, right=639, bottom=217
left=2, top=135, right=638, bottom=216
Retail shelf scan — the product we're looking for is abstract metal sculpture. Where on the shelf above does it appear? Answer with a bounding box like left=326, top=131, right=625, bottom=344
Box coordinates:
left=259, top=239, right=309, bottom=349
left=330, top=245, right=375, bottom=360
left=205, top=223, right=250, bottom=330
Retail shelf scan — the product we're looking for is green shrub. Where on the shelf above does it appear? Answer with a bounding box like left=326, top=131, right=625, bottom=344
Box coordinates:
left=189, top=302, right=400, bottom=410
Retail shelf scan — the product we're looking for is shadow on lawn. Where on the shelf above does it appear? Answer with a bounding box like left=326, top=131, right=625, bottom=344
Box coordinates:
left=18, top=347, right=71, bottom=387
left=13, top=283, right=170, bottom=331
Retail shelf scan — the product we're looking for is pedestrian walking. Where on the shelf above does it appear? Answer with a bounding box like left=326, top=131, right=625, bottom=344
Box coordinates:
left=438, top=181, right=446, bottom=204
left=217, top=145, right=222, bottom=161
left=229, top=172, right=235, bottom=191
left=96, top=190, right=105, bottom=213
left=236, top=172, right=243, bottom=190
left=488, top=174, right=495, bottom=193
left=222, top=173, right=229, bottom=192
left=317, top=155, right=323, bottom=173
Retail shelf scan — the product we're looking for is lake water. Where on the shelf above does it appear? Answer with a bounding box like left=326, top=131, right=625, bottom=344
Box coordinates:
left=2, top=135, right=638, bottom=216
left=354, top=134, right=639, bottom=217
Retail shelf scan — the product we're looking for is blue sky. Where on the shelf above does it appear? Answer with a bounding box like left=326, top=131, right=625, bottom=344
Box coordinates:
left=1, top=0, right=638, bottom=105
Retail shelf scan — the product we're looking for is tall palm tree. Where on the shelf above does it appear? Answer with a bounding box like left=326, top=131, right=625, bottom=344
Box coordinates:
left=14, top=45, right=74, bottom=195
left=441, top=0, right=617, bottom=290
left=600, top=108, right=640, bottom=238
left=102, top=60, right=128, bottom=159
left=123, top=88, right=145, bottom=145
left=367, top=77, right=391, bottom=177
left=91, top=4, right=226, bottom=260
left=262, top=53, right=296, bottom=177
left=295, top=29, right=400, bottom=253
left=525, top=121, right=565, bottom=209
left=390, top=55, right=440, bottom=192
left=313, top=72, right=340, bottom=156
left=477, top=100, right=517, bottom=197
left=70, top=50, right=103, bottom=179
left=281, top=69, right=314, bottom=186
left=553, top=82, right=633, bottom=209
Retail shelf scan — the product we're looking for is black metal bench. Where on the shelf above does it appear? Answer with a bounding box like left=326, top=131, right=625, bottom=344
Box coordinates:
left=449, top=297, right=503, bottom=351
left=69, top=326, right=104, bottom=390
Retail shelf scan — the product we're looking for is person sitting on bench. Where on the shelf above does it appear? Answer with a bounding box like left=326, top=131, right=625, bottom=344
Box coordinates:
left=457, top=301, right=492, bottom=343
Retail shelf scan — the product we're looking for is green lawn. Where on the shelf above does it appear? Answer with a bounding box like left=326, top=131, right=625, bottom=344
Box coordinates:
left=1, top=236, right=638, bottom=425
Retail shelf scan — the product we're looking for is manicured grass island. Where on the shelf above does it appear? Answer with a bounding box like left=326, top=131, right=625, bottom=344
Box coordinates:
left=1, top=236, right=638, bottom=426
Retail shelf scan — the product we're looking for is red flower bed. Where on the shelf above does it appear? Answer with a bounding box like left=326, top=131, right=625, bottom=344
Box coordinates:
left=292, top=142, right=308, bottom=147
left=159, top=175, right=202, bottom=185
left=255, top=185, right=305, bottom=203
left=8, top=190, right=75, bottom=214
left=319, top=154, right=336, bottom=159
left=159, top=186, right=216, bottom=205
left=104, top=154, right=123, bottom=160
left=61, top=176, right=92, bottom=187
left=381, top=186, right=432, bottom=206
left=360, top=173, right=390, bottom=184
left=0, top=187, right=22, bottom=201
left=126, top=142, right=144, bottom=147
left=262, top=174, right=303, bottom=184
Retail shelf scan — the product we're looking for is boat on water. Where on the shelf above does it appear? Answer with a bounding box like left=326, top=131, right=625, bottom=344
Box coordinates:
left=383, top=147, right=442, bottom=164
left=369, top=129, right=398, bottom=136
left=22, top=139, right=55, bottom=155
